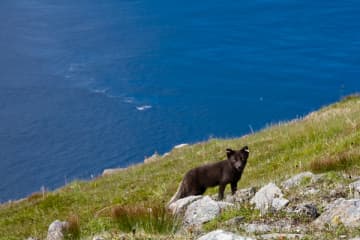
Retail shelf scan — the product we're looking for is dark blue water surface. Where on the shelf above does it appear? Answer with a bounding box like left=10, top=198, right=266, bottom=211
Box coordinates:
left=0, top=0, right=359, bottom=202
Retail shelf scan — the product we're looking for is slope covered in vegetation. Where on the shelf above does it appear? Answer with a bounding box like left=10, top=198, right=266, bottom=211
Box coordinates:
left=0, top=95, right=359, bottom=239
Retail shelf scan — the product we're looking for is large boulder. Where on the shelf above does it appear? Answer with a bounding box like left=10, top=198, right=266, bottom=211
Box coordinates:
left=197, top=229, right=254, bottom=240
left=168, top=195, right=203, bottom=215
left=46, top=220, right=69, bottom=240
left=313, top=198, right=360, bottom=228
left=250, top=183, right=289, bottom=213
left=281, top=172, right=321, bottom=190
left=349, top=180, right=360, bottom=199
left=183, top=196, right=234, bottom=227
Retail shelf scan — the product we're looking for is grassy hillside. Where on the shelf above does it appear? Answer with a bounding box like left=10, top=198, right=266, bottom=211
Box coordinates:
left=0, top=95, right=359, bottom=239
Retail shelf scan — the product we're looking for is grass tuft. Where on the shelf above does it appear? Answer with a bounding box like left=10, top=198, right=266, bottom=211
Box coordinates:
left=111, top=204, right=179, bottom=234
left=65, top=214, right=81, bottom=239
left=309, top=151, right=360, bottom=173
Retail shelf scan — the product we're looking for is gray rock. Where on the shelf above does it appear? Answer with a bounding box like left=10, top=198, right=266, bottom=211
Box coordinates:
left=348, top=237, right=360, bottom=240
left=313, top=198, right=360, bottom=228
left=250, top=183, right=288, bottom=213
left=260, top=233, right=305, bottom=240
left=303, top=187, right=320, bottom=195
left=184, top=196, right=234, bottom=227
left=291, top=203, right=319, bottom=219
left=92, top=236, right=105, bottom=240
left=46, top=220, right=69, bottom=240
left=244, top=223, right=272, bottom=233
left=168, top=195, right=203, bottom=215
left=281, top=172, right=320, bottom=190
left=349, top=180, right=360, bottom=199
left=225, top=187, right=256, bottom=203
left=197, top=229, right=254, bottom=240
left=25, top=238, right=39, bottom=240
left=272, top=197, right=289, bottom=211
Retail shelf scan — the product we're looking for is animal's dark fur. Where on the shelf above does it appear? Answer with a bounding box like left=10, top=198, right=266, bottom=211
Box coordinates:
left=168, top=146, right=249, bottom=205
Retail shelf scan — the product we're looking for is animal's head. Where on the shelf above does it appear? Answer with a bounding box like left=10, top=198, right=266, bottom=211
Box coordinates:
left=226, top=146, right=249, bottom=172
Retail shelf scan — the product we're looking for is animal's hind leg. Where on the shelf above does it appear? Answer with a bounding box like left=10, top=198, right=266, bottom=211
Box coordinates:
left=190, top=187, right=206, bottom=196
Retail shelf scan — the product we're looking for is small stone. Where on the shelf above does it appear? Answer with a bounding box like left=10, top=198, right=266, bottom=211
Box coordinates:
left=244, top=223, right=272, bottom=233
left=92, top=236, right=105, bottom=240
left=289, top=203, right=319, bottom=219
left=197, top=229, right=254, bottom=240
left=272, top=197, right=289, bottom=211
left=260, top=233, right=305, bottom=240
left=349, top=180, right=360, bottom=199
left=303, top=187, right=320, bottom=195
left=46, top=220, right=69, bottom=240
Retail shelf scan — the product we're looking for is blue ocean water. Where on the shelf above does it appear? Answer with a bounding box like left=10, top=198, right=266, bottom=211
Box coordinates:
left=0, top=0, right=359, bottom=202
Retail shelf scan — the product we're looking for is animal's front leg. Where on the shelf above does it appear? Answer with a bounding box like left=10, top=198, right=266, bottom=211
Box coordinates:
left=218, top=184, right=226, bottom=200
left=231, top=182, right=237, bottom=195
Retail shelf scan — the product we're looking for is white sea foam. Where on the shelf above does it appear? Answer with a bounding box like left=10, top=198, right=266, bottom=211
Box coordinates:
left=68, top=63, right=85, bottom=72
left=91, top=88, right=109, bottom=94
left=136, top=105, right=152, bottom=111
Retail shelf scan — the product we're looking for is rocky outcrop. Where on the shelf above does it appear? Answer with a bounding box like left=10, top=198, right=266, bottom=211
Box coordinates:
left=250, top=183, right=289, bottom=213
left=197, top=229, right=254, bottom=240
left=174, top=143, right=189, bottom=149
left=183, top=196, right=233, bottom=227
left=102, top=168, right=125, bottom=176
left=313, top=198, right=360, bottom=228
left=46, top=220, right=69, bottom=240
left=144, top=152, right=161, bottom=163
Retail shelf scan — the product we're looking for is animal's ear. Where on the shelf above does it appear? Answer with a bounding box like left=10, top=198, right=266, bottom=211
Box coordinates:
left=241, top=146, right=249, bottom=153
left=226, top=148, right=234, bottom=159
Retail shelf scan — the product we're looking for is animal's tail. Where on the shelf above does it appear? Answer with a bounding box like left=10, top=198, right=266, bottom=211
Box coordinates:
left=167, top=180, right=184, bottom=207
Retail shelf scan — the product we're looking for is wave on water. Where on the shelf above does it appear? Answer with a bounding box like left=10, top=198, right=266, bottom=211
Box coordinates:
left=91, top=88, right=109, bottom=94
left=136, top=105, right=152, bottom=111
left=123, top=97, right=134, bottom=103
left=88, top=87, right=152, bottom=111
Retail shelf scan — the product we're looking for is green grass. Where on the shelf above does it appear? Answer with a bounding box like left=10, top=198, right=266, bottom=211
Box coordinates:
left=110, top=205, right=180, bottom=234
left=0, top=95, right=359, bottom=239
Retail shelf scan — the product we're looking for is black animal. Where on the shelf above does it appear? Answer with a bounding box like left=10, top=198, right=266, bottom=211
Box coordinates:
left=168, top=146, right=249, bottom=205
